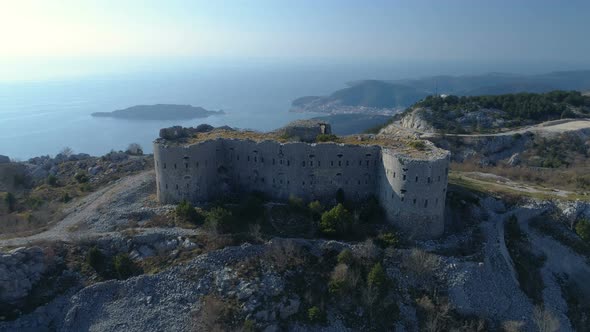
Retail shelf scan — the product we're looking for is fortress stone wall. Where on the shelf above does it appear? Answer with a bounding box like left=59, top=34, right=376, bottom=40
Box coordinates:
left=154, top=127, right=450, bottom=239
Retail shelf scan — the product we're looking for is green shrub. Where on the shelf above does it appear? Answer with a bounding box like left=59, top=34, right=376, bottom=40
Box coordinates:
left=61, top=192, right=72, bottom=203
left=575, top=219, right=590, bottom=243
left=328, top=280, right=344, bottom=294
left=47, top=175, right=58, bottom=186
left=307, top=306, right=325, bottom=323
left=316, top=134, right=338, bottom=142
left=4, top=192, right=16, bottom=212
left=74, top=172, right=89, bottom=183
left=113, top=253, right=136, bottom=280
left=243, top=319, right=256, bottom=332
left=79, top=183, right=92, bottom=192
left=26, top=196, right=43, bottom=210
left=367, top=263, right=387, bottom=292
left=175, top=200, right=202, bottom=224
left=337, top=249, right=353, bottom=265
left=308, top=200, right=324, bottom=217
left=377, top=232, right=398, bottom=248
left=205, top=207, right=234, bottom=233
left=288, top=195, right=305, bottom=211
left=320, top=203, right=353, bottom=236
left=408, top=140, right=426, bottom=150
left=86, top=246, right=107, bottom=273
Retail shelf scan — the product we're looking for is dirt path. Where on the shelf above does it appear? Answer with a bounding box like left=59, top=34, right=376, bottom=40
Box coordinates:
left=384, top=118, right=590, bottom=138
left=0, top=171, right=197, bottom=248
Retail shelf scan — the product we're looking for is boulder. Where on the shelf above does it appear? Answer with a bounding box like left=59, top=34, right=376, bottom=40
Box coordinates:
left=88, top=166, right=103, bottom=176
left=107, top=152, right=128, bottom=163
left=0, top=247, right=47, bottom=304
left=29, top=166, right=49, bottom=180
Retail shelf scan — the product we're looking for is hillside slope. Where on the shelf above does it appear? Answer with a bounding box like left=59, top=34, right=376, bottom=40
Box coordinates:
left=292, top=71, right=590, bottom=115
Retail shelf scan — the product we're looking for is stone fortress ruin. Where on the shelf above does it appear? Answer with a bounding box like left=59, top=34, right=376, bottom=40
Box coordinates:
left=154, top=121, right=450, bottom=239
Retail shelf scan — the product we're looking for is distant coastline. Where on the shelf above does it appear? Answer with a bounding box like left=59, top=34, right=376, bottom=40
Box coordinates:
left=91, top=104, right=224, bottom=120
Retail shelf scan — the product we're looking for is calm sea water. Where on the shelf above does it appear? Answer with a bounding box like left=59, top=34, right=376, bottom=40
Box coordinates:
left=0, top=65, right=343, bottom=160
left=0, top=60, right=575, bottom=160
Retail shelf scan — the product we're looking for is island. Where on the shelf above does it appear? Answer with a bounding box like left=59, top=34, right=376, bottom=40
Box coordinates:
left=91, top=104, right=224, bottom=120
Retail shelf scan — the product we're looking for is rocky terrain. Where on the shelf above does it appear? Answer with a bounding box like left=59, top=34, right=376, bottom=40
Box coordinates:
left=1, top=159, right=590, bottom=330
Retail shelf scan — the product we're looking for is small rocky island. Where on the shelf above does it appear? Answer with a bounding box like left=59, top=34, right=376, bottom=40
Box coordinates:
left=91, top=104, right=224, bottom=120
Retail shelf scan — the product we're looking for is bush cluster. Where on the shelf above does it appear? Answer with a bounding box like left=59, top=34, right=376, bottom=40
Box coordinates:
left=175, top=200, right=202, bottom=224
left=416, top=90, right=590, bottom=133
left=86, top=246, right=139, bottom=280
left=315, top=134, right=339, bottom=142
left=319, top=203, right=353, bottom=236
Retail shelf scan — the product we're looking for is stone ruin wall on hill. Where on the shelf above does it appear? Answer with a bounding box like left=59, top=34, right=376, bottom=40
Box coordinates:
left=154, top=138, right=449, bottom=239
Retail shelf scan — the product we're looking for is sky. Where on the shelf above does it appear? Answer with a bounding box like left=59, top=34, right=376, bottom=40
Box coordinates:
left=1, top=0, right=589, bottom=80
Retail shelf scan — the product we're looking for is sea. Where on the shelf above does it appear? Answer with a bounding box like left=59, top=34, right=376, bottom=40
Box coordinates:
left=0, top=59, right=574, bottom=160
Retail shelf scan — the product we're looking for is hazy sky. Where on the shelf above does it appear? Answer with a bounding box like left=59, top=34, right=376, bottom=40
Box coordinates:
left=1, top=0, right=589, bottom=79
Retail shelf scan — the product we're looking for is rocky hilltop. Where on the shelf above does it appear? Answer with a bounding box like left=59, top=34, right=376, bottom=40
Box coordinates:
left=396, top=91, right=590, bottom=134
left=91, top=104, right=224, bottom=120
left=2, top=121, right=590, bottom=331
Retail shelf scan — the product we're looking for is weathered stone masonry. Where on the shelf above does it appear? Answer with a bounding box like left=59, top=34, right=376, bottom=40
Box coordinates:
left=154, top=132, right=450, bottom=239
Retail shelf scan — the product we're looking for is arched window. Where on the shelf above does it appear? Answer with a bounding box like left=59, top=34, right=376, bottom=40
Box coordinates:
left=163, top=163, right=167, bottom=169
left=415, top=176, right=418, bottom=182
left=174, top=164, right=177, bottom=169
left=413, top=198, right=416, bottom=205
left=424, top=200, right=428, bottom=208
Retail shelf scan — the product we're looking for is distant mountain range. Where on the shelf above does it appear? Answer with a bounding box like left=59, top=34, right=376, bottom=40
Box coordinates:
left=91, top=104, right=224, bottom=120
left=291, top=70, right=590, bottom=114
